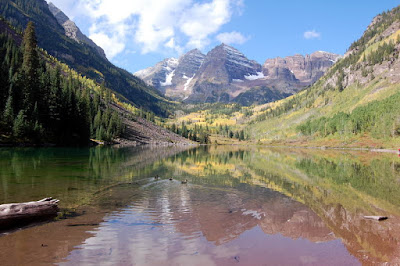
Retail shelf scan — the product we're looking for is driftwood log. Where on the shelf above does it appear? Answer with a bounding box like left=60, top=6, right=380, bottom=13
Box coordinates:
left=363, top=216, right=388, bottom=221
left=0, top=198, right=59, bottom=229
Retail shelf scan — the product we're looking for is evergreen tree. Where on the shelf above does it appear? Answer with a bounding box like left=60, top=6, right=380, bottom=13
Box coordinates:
left=21, top=21, right=40, bottom=112
left=239, top=130, right=245, bottom=141
left=13, top=110, right=27, bottom=139
left=33, top=120, right=43, bottom=143
left=2, top=94, right=14, bottom=131
left=94, top=108, right=102, bottom=132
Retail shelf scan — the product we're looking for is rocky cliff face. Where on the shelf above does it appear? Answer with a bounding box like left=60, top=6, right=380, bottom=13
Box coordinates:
left=135, top=44, right=340, bottom=105
left=135, top=49, right=205, bottom=100
left=198, top=44, right=262, bottom=84
left=185, top=44, right=263, bottom=103
left=169, top=49, right=206, bottom=99
left=263, top=51, right=341, bottom=85
left=134, top=58, right=179, bottom=93
left=48, top=2, right=107, bottom=60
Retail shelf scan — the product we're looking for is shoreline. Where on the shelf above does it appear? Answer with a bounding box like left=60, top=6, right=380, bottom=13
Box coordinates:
left=0, top=138, right=197, bottom=148
left=0, top=138, right=397, bottom=154
left=259, top=144, right=399, bottom=154
left=209, top=141, right=399, bottom=154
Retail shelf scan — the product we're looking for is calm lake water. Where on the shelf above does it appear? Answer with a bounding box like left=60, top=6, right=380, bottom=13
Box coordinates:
left=1, top=145, right=400, bottom=265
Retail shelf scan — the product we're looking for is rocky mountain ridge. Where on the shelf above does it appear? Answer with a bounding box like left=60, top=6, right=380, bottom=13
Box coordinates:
left=48, top=2, right=107, bottom=60
left=135, top=44, right=340, bottom=105
left=135, top=49, right=206, bottom=100
left=263, top=51, right=340, bottom=86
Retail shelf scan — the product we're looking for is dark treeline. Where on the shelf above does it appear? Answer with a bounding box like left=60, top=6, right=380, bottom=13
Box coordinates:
left=297, top=91, right=400, bottom=138
left=0, top=22, right=123, bottom=145
left=215, top=124, right=246, bottom=141
left=166, top=122, right=210, bottom=144
left=166, top=122, right=247, bottom=144
left=135, top=109, right=155, bottom=122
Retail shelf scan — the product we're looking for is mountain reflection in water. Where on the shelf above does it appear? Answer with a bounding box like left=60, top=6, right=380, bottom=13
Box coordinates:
left=1, top=145, right=400, bottom=265
left=62, top=180, right=356, bottom=266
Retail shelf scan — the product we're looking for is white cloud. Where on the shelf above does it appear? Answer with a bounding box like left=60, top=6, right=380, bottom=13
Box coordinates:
left=216, top=31, right=249, bottom=45
left=304, top=30, right=321, bottom=40
left=179, top=0, right=232, bottom=49
left=49, top=0, right=244, bottom=58
left=90, top=32, right=125, bottom=59
left=164, top=38, right=184, bottom=55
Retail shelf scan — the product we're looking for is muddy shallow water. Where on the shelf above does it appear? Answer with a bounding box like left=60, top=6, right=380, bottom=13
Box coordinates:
left=1, top=145, right=400, bottom=265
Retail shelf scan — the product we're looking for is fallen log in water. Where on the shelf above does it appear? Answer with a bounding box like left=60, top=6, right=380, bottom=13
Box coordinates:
left=363, top=216, right=388, bottom=221
left=0, top=198, right=59, bottom=229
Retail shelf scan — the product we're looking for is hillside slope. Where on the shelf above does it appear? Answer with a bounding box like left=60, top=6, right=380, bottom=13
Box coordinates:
left=245, top=6, right=400, bottom=148
left=0, top=18, right=190, bottom=146
left=0, top=0, right=171, bottom=116
left=110, top=103, right=194, bottom=146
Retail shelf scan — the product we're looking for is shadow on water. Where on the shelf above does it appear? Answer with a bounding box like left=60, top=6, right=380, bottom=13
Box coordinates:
left=1, top=145, right=400, bottom=264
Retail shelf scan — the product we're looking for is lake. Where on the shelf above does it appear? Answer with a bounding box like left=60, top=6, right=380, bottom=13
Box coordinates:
left=1, top=145, right=400, bottom=265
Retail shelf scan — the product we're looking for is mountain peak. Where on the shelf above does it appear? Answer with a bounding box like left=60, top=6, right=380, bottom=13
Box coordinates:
left=134, top=49, right=206, bottom=99
left=220, top=42, right=232, bottom=47
left=215, top=43, right=241, bottom=53
left=311, top=50, right=340, bottom=59
left=48, top=2, right=69, bottom=24
left=187, top=48, right=203, bottom=54
left=47, top=2, right=107, bottom=60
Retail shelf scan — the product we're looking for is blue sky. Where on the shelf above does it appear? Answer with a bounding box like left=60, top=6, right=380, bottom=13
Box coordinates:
left=48, top=0, right=400, bottom=73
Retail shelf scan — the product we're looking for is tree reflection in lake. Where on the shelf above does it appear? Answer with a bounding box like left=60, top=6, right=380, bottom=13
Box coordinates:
left=1, top=145, right=399, bottom=264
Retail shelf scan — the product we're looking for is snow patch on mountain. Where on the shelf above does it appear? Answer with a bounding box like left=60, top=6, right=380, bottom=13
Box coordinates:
left=161, top=70, right=175, bottom=86
left=245, top=72, right=265, bottom=80
left=184, top=75, right=195, bottom=91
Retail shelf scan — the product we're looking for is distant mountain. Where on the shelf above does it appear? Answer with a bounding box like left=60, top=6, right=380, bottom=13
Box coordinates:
left=135, top=58, right=180, bottom=94
left=0, top=0, right=170, bottom=116
left=262, top=51, right=341, bottom=92
left=135, top=49, right=206, bottom=100
left=186, top=44, right=263, bottom=103
left=135, top=44, right=339, bottom=105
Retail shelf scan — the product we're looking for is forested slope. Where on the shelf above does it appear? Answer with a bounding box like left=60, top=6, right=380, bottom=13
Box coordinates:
left=245, top=6, right=400, bottom=148
left=0, top=0, right=172, bottom=116
left=0, top=19, right=191, bottom=146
